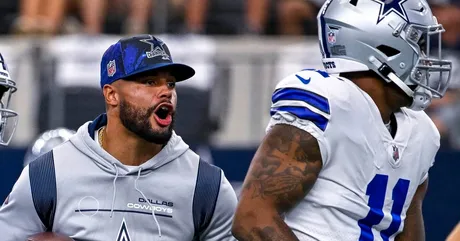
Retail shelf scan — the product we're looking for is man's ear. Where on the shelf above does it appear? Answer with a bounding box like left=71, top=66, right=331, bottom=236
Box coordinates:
left=102, top=84, right=119, bottom=107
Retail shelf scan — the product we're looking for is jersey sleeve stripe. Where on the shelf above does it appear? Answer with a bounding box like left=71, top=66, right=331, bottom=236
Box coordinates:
left=271, top=100, right=330, bottom=119
left=272, top=88, right=330, bottom=115
left=270, top=106, right=329, bottom=131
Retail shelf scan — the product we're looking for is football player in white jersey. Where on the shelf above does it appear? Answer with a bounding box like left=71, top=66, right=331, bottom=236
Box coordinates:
left=232, top=0, right=452, bottom=240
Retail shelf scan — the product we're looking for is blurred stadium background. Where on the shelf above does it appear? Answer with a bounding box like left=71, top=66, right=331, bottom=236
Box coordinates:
left=0, top=0, right=459, bottom=240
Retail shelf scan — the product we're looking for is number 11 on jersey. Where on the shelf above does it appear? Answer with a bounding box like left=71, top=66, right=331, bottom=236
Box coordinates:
left=358, top=174, right=410, bottom=241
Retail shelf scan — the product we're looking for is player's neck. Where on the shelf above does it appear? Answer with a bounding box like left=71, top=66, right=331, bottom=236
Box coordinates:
left=353, top=77, right=393, bottom=124
left=370, top=95, right=393, bottom=124
left=102, top=118, right=163, bottom=166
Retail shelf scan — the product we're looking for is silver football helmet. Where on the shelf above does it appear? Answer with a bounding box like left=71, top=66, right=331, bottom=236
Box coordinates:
left=317, top=0, right=452, bottom=111
left=0, top=53, right=18, bottom=146
left=23, top=128, right=76, bottom=166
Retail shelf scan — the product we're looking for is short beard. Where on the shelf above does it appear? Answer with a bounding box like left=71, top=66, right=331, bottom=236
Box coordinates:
left=119, top=99, right=174, bottom=145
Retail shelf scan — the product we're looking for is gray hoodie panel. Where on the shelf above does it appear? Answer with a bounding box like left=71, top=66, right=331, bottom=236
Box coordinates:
left=198, top=172, right=238, bottom=240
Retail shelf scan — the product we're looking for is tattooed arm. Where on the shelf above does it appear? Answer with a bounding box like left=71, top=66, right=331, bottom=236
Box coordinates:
left=232, top=124, right=323, bottom=241
left=395, top=179, right=428, bottom=241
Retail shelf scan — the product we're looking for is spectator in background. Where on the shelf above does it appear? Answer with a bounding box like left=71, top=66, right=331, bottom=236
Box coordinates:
left=277, top=0, right=323, bottom=35
left=428, top=89, right=460, bottom=150
left=14, top=0, right=106, bottom=35
left=122, top=0, right=185, bottom=34
left=430, top=0, right=460, bottom=49
left=14, top=0, right=64, bottom=34
left=122, top=0, right=153, bottom=34
left=426, top=54, right=460, bottom=150
left=185, top=0, right=323, bottom=35
left=186, top=0, right=268, bottom=34
left=185, top=0, right=269, bottom=34
left=185, top=0, right=210, bottom=34
left=418, top=0, right=460, bottom=150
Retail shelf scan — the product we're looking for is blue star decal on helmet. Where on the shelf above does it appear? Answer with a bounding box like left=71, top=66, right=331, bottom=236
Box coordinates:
left=372, top=0, right=409, bottom=24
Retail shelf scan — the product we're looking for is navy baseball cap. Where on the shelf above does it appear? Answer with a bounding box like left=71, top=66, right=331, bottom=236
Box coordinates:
left=100, top=35, right=195, bottom=88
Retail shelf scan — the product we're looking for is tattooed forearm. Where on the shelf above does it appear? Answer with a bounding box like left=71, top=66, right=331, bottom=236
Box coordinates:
left=243, top=124, right=322, bottom=210
left=233, top=124, right=323, bottom=241
left=233, top=213, right=299, bottom=241
left=248, top=220, right=298, bottom=241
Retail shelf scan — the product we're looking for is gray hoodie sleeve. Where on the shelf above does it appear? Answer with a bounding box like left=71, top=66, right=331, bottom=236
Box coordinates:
left=0, top=166, right=45, bottom=240
left=200, top=171, right=238, bottom=241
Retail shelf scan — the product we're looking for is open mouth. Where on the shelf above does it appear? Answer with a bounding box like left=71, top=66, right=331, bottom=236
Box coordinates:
left=155, top=104, right=172, bottom=119
left=153, top=103, right=173, bottom=127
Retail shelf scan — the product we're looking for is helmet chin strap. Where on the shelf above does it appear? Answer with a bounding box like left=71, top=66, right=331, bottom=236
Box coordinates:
left=368, top=56, right=430, bottom=111
left=386, top=72, right=414, bottom=97
left=387, top=70, right=432, bottom=111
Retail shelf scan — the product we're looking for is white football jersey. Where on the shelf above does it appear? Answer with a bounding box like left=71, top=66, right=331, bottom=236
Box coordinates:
left=267, top=69, right=440, bottom=241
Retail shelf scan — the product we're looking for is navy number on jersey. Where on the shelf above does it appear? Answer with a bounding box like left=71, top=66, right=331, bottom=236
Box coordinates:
left=358, top=174, right=410, bottom=241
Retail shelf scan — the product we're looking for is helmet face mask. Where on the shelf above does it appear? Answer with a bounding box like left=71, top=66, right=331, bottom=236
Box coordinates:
left=317, top=0, right=452, bottom=111
left=406, top=24, right=452, bottom=99
left=0, top=55, right=18, bottom=146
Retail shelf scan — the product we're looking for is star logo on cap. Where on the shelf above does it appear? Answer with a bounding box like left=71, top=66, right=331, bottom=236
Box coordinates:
left=139, top=35, right=170, bottom=61
left=372, top=0, right=408, bottom=24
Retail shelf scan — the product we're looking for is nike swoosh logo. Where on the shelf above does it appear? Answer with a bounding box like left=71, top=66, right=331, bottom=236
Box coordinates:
left=296, top=74, right=311, bottom=84
left=412, top=7, right=424, bottom=13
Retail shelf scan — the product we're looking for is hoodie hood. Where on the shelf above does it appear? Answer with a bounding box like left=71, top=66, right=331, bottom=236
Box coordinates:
left=70, top=114, right=189, bottom=176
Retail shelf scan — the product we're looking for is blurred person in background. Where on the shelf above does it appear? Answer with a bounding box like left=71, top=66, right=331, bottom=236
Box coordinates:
left=122, top=0, right=153, bottom=34
left=425, top=0, right=460, bottom=150
left=430, top=0, right=460, bottom=50
left=122, top=0, right=185, bottom=34
left=426, top=54, right=460, bottom=150
left=183, top=0, right=323, bottom=35
left=117, top=0, right=202, bottom=34
left=276, top=0, right=325, bottom=35
left=14, top=0, right=107, bottom=35
left=427, top=89, right=460, bottom=150
left=184, top=0, right=210, bottom=34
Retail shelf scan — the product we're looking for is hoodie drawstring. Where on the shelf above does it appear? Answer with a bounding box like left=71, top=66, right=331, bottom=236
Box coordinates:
left=110, top=163, right=119, bottom=218
left=135, top=168, right=162, bottom=238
